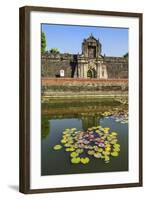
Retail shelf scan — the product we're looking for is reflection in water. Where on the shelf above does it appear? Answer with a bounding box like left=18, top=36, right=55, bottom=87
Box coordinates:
left=81, top=114, right=101, bottom=130
left=41, top=116, right=50, bottom=139
left=41, top=99, right=128, bottom=175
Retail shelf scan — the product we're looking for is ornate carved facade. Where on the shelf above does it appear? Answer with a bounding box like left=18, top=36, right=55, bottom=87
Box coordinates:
left=76, top=34, right=108, bottom=79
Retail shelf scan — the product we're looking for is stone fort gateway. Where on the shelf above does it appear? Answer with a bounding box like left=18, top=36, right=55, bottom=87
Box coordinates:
left=41, top=34, right=128, bottom=79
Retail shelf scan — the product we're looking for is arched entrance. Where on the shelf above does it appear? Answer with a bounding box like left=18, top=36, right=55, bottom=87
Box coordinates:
left=87, top=69, right=92, bottom=78
left=87, top=69, right=97, bottom=78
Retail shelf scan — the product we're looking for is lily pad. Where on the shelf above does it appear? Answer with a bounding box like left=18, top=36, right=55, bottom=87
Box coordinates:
left=114, top=144, right=120, bottom=148
left=76, top=149, right=83, bottom=154
left=87, top=150, right=95, bottom=155
left=70, top=152, right=79, bottom=157
left=111, top=151, right=119, bottom=157
left=80, top=157, right=90, bottom=164
left=53, top=144, right=62, bottom=150
left=61, top=139, right=67, bottom=144
left=65, top=147, right=75, bottom=152
left=105, top=147, right=111, bottom=151
left=111, top=132, right=118, bottom=136
left=102, top=151, right=110, bottom=156
left=98, top=148, right=103, bottom=153
left=94, top=153, right=102, bottom=158
left=71, top=157, right=81, bottom=164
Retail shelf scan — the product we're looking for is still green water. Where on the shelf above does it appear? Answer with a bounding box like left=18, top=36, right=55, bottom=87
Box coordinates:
left=41, top=99, right=128, bottom=176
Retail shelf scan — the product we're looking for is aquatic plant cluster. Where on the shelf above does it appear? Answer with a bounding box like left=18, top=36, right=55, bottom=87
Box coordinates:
left=101, top=109, right=128, bottom=124
left=53, top=126, right=120, bottom=165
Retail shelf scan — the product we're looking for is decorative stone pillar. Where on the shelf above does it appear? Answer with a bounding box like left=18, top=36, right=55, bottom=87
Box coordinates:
left=98, top=61, right=108, bottom=79
left=77, top=58, right=88, bottom=78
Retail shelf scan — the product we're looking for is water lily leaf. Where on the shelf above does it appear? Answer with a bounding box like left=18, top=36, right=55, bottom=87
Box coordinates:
left=92, top=126, right=97, bottom=129
left=111, top=151, right=119, bottom=157
left=61, top=139, right=67, bottom=144
left=104, top=155, right=110, bottom=161
left=53, top=144, right=62, bottom=150
left=102, top=151, right=110, bottom=156
left=65, top=147, right=75, bottom=152
left=105, top=147, right=111, bottom=151
left=105, top=144, right=111, bottom=148
left=88, top=128, right=93, bottom=131
left=64, top=143, right=71, bottom=147
left=65, top=128, right=70, bottom=131
left=94, top=146, right=99, bottom=151
left=111, top=132, right=117, bottom=136
left=95, top=130, right=100, bottom=133
left=98, top=143, right=105, bottom=147
left=104, top=141, right=109, bottom=145
left=114, top=144, right=120, bottom=148
left=87, top=150, right=95, bottom=155
left=94, top=153, right=102, bottom=158
left=70, top=152, right=79, bottom=157
left=98, top=148, right=103, bottom=153
left=104, top=155, right=110, bottom=163
left=104, top=127, right=110, bottom=131
left=110, top=139, right=117, bottom=144
left=107, top=136, right=112, bottom=141
left=80, top=157, right=90, bottom=164
left=95, top=125, right=101, bottom=129
left=76, top=149, right=83, bottom=154
left=113, top=147, right=120, bottom=152
left=71, top=157, right=80, bottom=164
left=71, top=128, right=77, bottom=131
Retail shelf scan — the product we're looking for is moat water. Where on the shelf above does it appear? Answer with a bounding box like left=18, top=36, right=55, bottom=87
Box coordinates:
left=41, top=99, right=128, bottom=176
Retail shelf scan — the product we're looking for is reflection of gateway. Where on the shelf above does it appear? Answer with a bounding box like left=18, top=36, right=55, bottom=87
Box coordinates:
left=81, top=114, right=100, bottom=131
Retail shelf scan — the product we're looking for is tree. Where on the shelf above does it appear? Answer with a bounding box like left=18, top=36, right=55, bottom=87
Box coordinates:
left=49, top=48, right=60, bottom=54
left=123, top=52, right=128, bottom=58
left=41, top=32, right=46, bottom=54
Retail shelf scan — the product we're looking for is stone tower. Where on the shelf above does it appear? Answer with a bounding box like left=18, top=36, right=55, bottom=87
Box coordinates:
left=82, top=34, right=101, bottom=58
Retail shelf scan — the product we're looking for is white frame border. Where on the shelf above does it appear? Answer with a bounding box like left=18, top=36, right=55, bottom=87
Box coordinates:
left=30, top=10, right=140, bottom=189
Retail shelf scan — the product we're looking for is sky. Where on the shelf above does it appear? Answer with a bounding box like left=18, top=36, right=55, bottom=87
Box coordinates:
left=42, top=24, right=128, bottom=57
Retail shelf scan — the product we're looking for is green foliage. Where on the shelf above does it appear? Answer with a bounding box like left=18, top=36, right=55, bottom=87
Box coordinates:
left=123, top=52, right=128, bottom=58
left=49, top=48, right=60, bottom=54
left=41, top=32, right=46, bottom=54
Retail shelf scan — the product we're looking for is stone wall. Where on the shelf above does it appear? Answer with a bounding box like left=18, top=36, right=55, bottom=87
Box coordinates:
left=41, top=53, right=128, bottom=79
left=105, top=57, right=128, bottom=79
left=41, top=53, right=76, bottom=77
left=42, top=78, right=128, bottom=97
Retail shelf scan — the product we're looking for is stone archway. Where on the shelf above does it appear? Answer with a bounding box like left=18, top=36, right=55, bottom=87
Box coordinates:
left=87, top=69, right=93, bottom=78
left=87, top=60, right=97, bottom=78
left=87, top=68, right=97, bottom=78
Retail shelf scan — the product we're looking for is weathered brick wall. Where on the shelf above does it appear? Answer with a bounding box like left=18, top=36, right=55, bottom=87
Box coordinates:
left=41, top=78, right=128, bottom=95
left=42, top=59, right=72, bottom=77
left=105, top=57, right=128, bottom=79
left=41, top=53, right=76, bottom=77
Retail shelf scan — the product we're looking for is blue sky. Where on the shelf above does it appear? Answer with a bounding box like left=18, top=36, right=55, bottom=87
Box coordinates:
left=42, top=24, right=128, bottom=57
